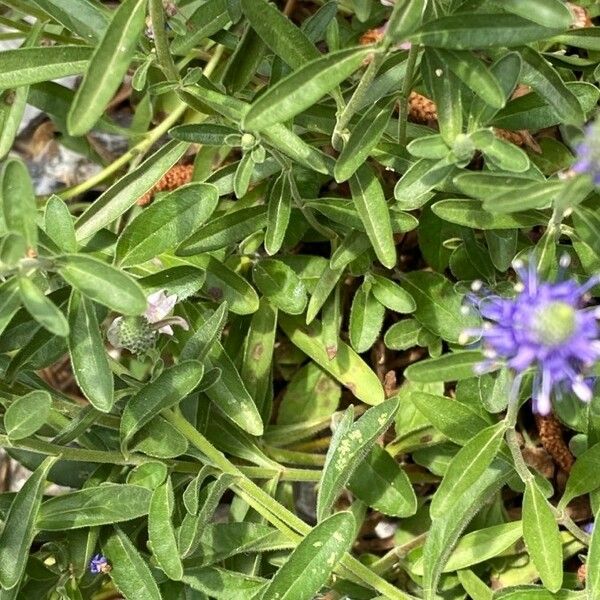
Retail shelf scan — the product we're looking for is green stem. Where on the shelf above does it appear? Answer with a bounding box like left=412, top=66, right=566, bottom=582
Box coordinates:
left=163, top=409, right=415, bottom=599
left=265, top=446, right=325, bottom=467
left=149, top=0, right=179, bottom=81
left=503, top=374, right=533, bottom=484
left=558, top=511, right=591, bottom=546
left=398, top=44, right=419, bottom=147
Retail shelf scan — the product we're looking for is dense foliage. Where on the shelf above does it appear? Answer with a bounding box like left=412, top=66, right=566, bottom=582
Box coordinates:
left=1, top=0, right=600, bottom=598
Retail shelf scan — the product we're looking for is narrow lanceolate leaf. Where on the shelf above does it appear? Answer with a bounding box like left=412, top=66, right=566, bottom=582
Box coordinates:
left=148, top=478, right=183, bottom=580
left=522, top=480, right=563, bottom=592
left=587, top=509, right=600, bottom=599
left=404, top=351, right=485, bottom=383
left=317, top=399, right=399, bottom=521
left=102, top=527, right=162, bottom=600
left=44, top=195, right=77, bottom=253
left=67, top=0, right=147, bottom=136
left=559, top=442, right=600, bottom=508
left=430, top=422, right=505, bottom=519
left=0, top=457, right=58, bottom=590
left=243, top=47, right=371, bottom=131
left=260, top=512, right=356, bottom=600
left=0, top=279, right=21, bottom=337
left=116, top=183, right=219, bottom=266
left=1, top=158, right=38, bottom=251
left=265, top=172, right=292, bottom=256
left=240, top=0, right=319, bottom=69
left=18, top=277, right=69, bottom=337
left=0, top=46, right=92, bottom=89
left=56, top=254, right=147, bottom=316
left=120, top=361, right=204, bottom=454
left=279, top=313, right=385, bottom=405
left=349, top=283, right=385, bottom=354
left=68, top=291, right=114, bottom=413
left=37, top=484, right=151, bottom=529
left=75, top=140, right=190, bottom=241
left=349, top=164, right=396, bottom=269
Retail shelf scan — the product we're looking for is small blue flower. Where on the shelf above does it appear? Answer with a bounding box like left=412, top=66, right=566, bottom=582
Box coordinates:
left=462, top=257, right=600, bottom=415
left=89, top=554, right=110, bottom=574
left=573, top=120, right=600, bottom=185
left=583, top=521, right=594, bottom=535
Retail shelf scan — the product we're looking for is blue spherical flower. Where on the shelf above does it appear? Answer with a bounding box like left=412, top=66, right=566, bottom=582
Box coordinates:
left=573, top=121, right=600, bottom=185
left=89, top=554, right=110, bottom=574
left=463, top=258, right=600, bottom=415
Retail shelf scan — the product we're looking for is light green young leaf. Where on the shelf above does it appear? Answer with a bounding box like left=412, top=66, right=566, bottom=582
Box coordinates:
left=18, top=277, right=69, bottom=337
left=4, top=390, right=52, bottom=440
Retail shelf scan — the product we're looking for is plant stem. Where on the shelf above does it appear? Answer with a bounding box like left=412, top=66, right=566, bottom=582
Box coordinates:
left=397, top=44, right=419, bottom=147
left=149, top=0, right=179, bottom=81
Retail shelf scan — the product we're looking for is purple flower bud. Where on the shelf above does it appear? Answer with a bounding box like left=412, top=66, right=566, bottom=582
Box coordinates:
left=573, top=120, right=600, bottom=185
left=89, top=554, right=110, bottom=574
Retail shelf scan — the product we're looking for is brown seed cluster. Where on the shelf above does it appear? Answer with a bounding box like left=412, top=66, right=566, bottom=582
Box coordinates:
left=408, top=91, right=438, bottom=123
left=535, top=413, right=574, bottom=473
left=567, top=2, right=593, bottom=28
left=137, top=164, right=194, bottom=206
left=577, top=563, right=587, bottom=585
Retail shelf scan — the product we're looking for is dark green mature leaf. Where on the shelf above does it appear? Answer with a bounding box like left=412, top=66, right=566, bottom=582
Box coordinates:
left=405, top=351, right=484, bottom=383
left=57, top=254, right=147, bottom=315
left=370, top=274, right=415, bottom=313
left=265, top=172, right=292, bottom=256
left=68, top=291, right=114, bottom=412
left=240, top=0, right=319, bottom=69
left=75, top=140, right=190, bottom=241
left=0, top=46, right=92, bottom=89
left=349, top=164, right=396, bottom=269
left=348, top=445, right=417, bottom=517
left=116, top=183, right=219, bottom=266
left=38, top=484, right=151, bottom=529
left=0, top=457, right=58, bottom=590
left=243, top=47, right=371, bottom=131
left=489, top=0, right=572, bottom=28
left=411, top=14, right=563, bottom=49
left=252, top=259, right=308, bottom=315
left=67, top=0, right=147, bottom=136
left=102, top=526, right=162, bottom=600
left=559, top=442, right=600, bottom=508
left=349, top=282, right=385, bottom=353
left=44, top=195, right=77, bottom=253
left=523, top=480, right=563, bottom=592
left=260, top=512, right=355, bottom=600
left=18, top=277, right=69, bottom=337
left=317, top=398, right=399, bottom=520
left=4, top=390, right=51, bottom=440
left=170, top=0, right=229, bottom=55
left=120, top=361, right=204, bottom=453
left=31, top=0, right=109, bottom=41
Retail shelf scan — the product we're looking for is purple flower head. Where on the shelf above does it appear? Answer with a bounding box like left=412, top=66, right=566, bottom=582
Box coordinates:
left=583, top=521, right=595, bottom=534
left=89, top=554, right=110, bottom=574
left=462, top=257, right=600, bottom=415
left=573, top=120, right=600, bottom=185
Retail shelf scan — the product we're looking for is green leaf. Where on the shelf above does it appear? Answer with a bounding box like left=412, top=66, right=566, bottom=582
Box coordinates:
left=57, top=254, right=147, bottom=315
left=348, top=445, right=417, bottom=517
left=148, top=478, right=182, bottom=580
left=120, top=361, right=204, bottom=454
left=265, top=172, right=292, bottom=256
left=559, top=442, right=600, bottom=508
left=279, top=313, right=385, bottom=405
left=18, top=277, right=69, bottom=337
left=30, top=0, right=109, bottom=41
left=252, top=259, right=308, bottom=315
left=170, top=0, right=229, bottom=55
left=430, top=422, right=505, bottom=519
left=67, top=0, right=147, bottom=136
left=240, top=0, right=319, bottom=69
left=243, top=47, right=371, bottom=131
left=405, top=351, right=485, bottom=383
left=260, top=512, right=356, bottom=600
left=37, top=484, right=151, bottom=529
left=482, top=181, right=562, bottom=214
left=75, top=140, right=190, bottom=241
left=44, top=195, right=77, bottom=253
left=386, top=0, right=425, bottom=42
left=335, top=100, right=394, bottom=183
left=522, top=479, right=563, bottom=592
left=317, top=399, right=399, bottom=520
left=489, top=0, right=572, bottom=28
left=4, top=390, right=51, bottom=440
left=177, top=206, right=267, bottom=255
left=169, top=123, right=239, bottom=145
left=394, top=158, right=455, bottom=209
left=519, top=46, right=584, bottom=126
left=0, top=46, right=92, bottom=89
left=349, top=164, right=396, bottom=269
left=401, top=271, right=480, bottom=343
left=0, top=279, right=21, bottom=338
left=306, top=264, right=343, bottom=324
left=68, top=291, right=114, bottom=413
left=432, top=199, right=547, bottom=230
left=1, top=158, right=38, bottom=251
left=587, top=508, right=600, bottom=599
left=116, top=183, right=219, bottom=266
left=370, top=274, right=415, bottom=313
left=411, top=14, right=563, bottom=49
left=0, top=457, right=58, bottom=590
left=431, top=49, right=505, bottom=109
left=384, top=319, right=421, bottom=350
left=102, top=527, right=162, bottom=600
left=349, top=282, right=385, bottom=353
